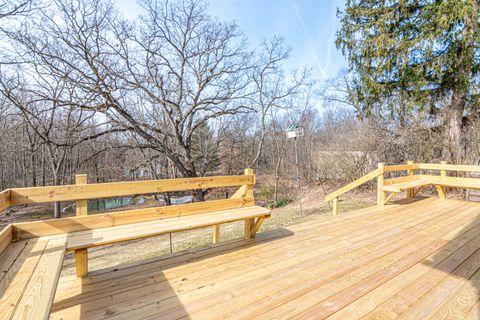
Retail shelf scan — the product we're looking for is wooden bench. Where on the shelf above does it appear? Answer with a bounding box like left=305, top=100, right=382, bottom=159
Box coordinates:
left=0, top=226, right=66, bottom=320
left=382, top=174, right=480, bottom=204
left=0, top=169, right=269, bottom=318
left=325, top=161, right=480, bottom=214
left=3, top=169, right=269, bottom=280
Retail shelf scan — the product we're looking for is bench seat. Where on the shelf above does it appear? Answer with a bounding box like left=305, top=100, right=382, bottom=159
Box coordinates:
left=63, top=206, right=271, bottom=251
left=425, top=177, right=480, bottom=190
left=0, top=236, right=66, bottom=320
left=382, top=180, right=430, bottom=193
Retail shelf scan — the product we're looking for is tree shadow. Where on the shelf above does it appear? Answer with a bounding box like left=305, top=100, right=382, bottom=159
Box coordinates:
left=419, top=199, right=480, bottom=318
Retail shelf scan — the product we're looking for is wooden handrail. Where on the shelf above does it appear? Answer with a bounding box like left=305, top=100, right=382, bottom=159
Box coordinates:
left=418, top=163, right=480, bottom=172
left=324, top=167, right=383, bottom=202
left=0, top=173, right=255, bottom=214
left=383, top=163, right=419, bottom=172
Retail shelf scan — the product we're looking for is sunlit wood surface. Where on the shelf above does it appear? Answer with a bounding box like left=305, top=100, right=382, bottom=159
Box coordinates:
left=50, top=198, right=480, bottom=319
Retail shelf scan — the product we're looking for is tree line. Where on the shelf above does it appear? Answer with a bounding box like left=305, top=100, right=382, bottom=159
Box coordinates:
left=1, top=0, right=480, bottom=219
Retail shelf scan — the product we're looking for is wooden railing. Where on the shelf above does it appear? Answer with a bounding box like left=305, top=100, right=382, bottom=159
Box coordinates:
left=1, top=169, right=258, bottom=251
left=324, top=161, right=480, bottom=215
left=0, top=173, right=255, bottom=215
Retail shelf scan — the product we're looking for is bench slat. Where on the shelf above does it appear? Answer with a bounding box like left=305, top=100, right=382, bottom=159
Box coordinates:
left=0, top=239, right=48, bottom=319
left=382, top=181, right=430, bottom=193
left=11, top=237, right=66, bottom=320
left=65, top=206, right=271, bottom=251
left=13, top=197, right=255, bottom=240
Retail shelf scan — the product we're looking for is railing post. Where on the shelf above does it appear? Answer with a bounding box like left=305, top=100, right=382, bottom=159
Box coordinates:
left=332, top=197, right=338, bottom=216
left=407, top=160, right=414, bottom=198
left=377, top=163, right=385, bottom=206
left=440, top=161, right=447, bottom=178
left=437, top=161, right=447, bottom=199
left=75, top=174, right=88, bottom=278
left=213, top=225, right=220, bottom=244
left=244, top=168, right=255, bottom=239
left=75, top=248, right=88, bottom=278
left=75, top=174, right=88, bottom=216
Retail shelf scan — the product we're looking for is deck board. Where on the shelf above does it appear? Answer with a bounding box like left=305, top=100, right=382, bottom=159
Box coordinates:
left=50, top=198, right=480, bottom=319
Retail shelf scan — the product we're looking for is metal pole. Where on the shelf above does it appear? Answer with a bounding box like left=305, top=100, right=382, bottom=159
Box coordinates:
left=294, top=137, right=303, bottom=214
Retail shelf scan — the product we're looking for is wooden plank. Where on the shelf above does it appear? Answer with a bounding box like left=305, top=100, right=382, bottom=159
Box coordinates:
left=0, top=189, right=11, bottom=213
left=383, top=192, right=396, bottom=205
left=325, top=213, right=480, bottom=320
left=12, top=237, right=66, bottom=320
left=75, top=174, right=88, bottom=216
left=65, top=206, right=271, bottom=251
left=0, top=239, right=48, bottom=320
left=0, top=240, right=29, bottom=284
left=407, top=160, right=415, bottom=198
left=382, top=181, right=429, bottom=193
left=384, top=243, right=480, bottom=320
left=250, top=217, right=265, bottom=237
left=332, top=197, right=338, bottom=216
left=325, top=168, right=382, bottom=202
left=383, top=175, right=418, bottom=186
left=212, top=225, right=220, bottom=244
left=377, top=163, right=384, bottom=206
left=421, top=175, right=480, bottom=189
left=75, top=248, right=88, bottom=278
left=418, top=163, right=480, bottom=173
left=0, top=224, right=12, bottom=255
left=428, top=267, right=480, bottom=320
left=383, top=163, right=419, bottom=172
left=10, top=175, right=254, bottom=205
left=13, top=197, right=254, bottom=239
left=436, top=185, right=446, bottom=199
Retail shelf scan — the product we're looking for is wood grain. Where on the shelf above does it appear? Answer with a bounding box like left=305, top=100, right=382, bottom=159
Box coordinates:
left=13, top=197, right=255, bottom=239
left=10, top=175, right=254, bottom=205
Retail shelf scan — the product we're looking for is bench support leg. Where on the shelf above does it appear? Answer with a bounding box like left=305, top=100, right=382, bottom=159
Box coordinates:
left=250, top=217, right=266, bottom=238
left=75, top=248, right=88, bottom=278
left=436, top=185, right=446, bottom=199
left=413, top=185, right=427, bottom=198
left=244, top=218, right=255, bottom=239
left=213, top=225, right=220, bottom=244
left=383, top=192, right=397, bottom=205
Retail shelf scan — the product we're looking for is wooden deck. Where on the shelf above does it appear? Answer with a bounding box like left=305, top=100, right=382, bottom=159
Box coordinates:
left=50, top=198, right=480, bottom=319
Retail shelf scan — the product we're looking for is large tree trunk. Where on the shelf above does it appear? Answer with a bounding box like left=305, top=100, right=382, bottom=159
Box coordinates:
left=446, top=89, right=466, bottom=163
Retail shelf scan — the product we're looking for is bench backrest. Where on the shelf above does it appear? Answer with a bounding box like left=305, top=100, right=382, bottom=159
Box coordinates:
left=1, top=169, right=256, bottom=242
left=383, top=163, right=480, bottom=186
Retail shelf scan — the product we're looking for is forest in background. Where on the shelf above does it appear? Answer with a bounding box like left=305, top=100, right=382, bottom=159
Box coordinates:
left=1, top=0, right=480, bottom=218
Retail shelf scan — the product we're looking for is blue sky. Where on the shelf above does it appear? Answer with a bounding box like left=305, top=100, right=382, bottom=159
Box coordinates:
left=116, top=0, right=347, bottom=81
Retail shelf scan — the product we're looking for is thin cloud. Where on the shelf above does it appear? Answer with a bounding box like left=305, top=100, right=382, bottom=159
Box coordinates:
left=292, top=0, right=328, bottom=79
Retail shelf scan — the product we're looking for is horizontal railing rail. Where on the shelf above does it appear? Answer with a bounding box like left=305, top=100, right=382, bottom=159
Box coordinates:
left=418, top=163, right=480, bottom=172
left=13, top=175, right=253, bottom=204
left=325, top=161, right=480, bottom=215
left=0, top=174, right=255, bottom=214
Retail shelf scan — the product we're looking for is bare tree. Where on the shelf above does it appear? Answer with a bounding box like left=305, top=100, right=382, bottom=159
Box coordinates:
left=0, top=0, right=33, bottom=19
left=248, top=37, right=311, bottom=169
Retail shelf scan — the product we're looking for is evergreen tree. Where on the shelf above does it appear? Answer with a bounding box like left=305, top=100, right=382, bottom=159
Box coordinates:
left=337, top=0, right=480, bottom=162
